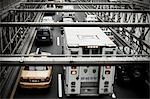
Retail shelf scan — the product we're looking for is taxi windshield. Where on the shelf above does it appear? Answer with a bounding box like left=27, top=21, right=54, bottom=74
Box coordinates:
left=24, top=66, right=48, bottom=71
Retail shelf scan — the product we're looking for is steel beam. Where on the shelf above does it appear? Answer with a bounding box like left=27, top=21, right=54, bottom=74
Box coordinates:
left=20, top=2, right=130, bottom=5
left=10, top=9, right=150, bottom=13
left=124, top=28, right=150, bottom=50
left=0, top=54, right=150, bottom=65
left=142, top=40, right=150, bottom=49
left=131, top=0, right=150, bottom=9
left=0, top=22, right=150, bottom=27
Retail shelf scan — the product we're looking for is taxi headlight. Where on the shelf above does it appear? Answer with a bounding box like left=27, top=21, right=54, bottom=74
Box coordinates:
left=20, top=77, right=24, bottom=82
left=20, top=77, right=28, bottom=82
left=46, top=77, right=50, bottom=81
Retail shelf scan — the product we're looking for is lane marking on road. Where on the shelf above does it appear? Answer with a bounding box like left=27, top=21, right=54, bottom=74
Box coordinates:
left=57, top=36, right=60, bottom=46
left=58, top=74, right=63, bottom=98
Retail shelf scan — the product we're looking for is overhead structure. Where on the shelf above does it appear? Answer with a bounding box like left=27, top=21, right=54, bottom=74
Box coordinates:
left=1, top=0, right=150, bottom=55
left=0, top=54, right=150, bottom=65
left=20, top=2, right=131, bottom=5
left=1, top=22, right=150, bottom=27
left=78, top=0, right=150, bottom=55
left=0, top=0, right=45, bottom=98
left=0, top=0, right=150, bottom=98
left=8, top=9, right=150, bottom=13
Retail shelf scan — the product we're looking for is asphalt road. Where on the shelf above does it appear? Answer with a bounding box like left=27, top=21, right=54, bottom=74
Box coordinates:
left=14, top=6, right=149, bottom=99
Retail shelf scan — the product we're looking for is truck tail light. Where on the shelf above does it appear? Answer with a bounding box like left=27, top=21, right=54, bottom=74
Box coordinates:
left=105, top=66, right=111, bottom=69
left=105, top=70, right=110, bottom=75
left=71, top=71, right=77, bottom=75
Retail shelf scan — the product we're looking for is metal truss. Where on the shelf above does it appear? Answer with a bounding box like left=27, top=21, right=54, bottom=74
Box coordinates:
left=19, top=0, right=148, bottom=9
left=128, top=0, right=150, bottom=9
left=78, top=0, right=150, bottom=55
left=0, top=22, right=150, bottom=27
left=0, top=0, right=45, bottom=98
left=0, top=0, right=150, bottom=98
left=9, top=9, right=150, bottom=13
left=0, top=54, right=150, bottom=65
left=78, top=0, right=132, bottom=9
left=20, top=2, right=130, bottom=5
left=81, top=0, right=150, bottom=9
left=0, top=1, right=44, bottom=54
left=1, top=0, right=150, bottom=57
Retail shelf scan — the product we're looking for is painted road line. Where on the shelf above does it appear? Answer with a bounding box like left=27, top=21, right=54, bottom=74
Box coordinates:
left=58, top=74, right=62, bottom=98
left=57, top=36, right=60, bottom=46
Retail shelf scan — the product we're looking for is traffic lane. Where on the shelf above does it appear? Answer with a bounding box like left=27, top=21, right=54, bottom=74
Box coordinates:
left=114, top=82, right=149, bottom=98
left=51, top=27, right=62, bottom=54
left=14, top=14, right=63, bottom=98
left=31, top=27, right=62, bottom=54
left=30, top=14, right=62, bottom=54
left=14, top=12, right=62, bottom=98
left=74, top=5, right=86, bottom=22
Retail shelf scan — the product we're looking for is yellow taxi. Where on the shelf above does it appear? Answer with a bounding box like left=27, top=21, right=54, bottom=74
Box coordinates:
left=19, top=48, right=52, bottom=88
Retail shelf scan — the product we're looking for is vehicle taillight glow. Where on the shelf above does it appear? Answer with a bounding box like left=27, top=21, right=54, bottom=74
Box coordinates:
left=105, top=70, right=110, bottom=75
left=106, top=66, right=111, bottom=69
left=71, top=71, right=77, bottom=75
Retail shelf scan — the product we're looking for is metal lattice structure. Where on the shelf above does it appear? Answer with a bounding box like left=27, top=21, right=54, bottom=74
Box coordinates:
left=0, top=0, right=45, bottom=98
left=0, top=0, right=44, bottom=54
left=0, top=1, right=150, bottom=65
left=0, top=54, right=150, bottom=65
left=0, top=0, right=150, bottom=98
left=77, top=0, right=150, bottom=55
left=0, top=3, right=150, bottom=62
left=1, top=1, right=150, bottom=55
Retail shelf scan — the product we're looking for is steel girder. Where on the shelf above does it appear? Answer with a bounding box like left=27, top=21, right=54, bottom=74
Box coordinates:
left=0, top=0, right=45, bottom=99
left=1, top=0, right=150, bottom=57
left=95, top=10, right=150, bottom=54
left=0, top=2, right=43, bottom=54
left=78, top=0, right=150, bottom=55
left=0, top=22, right=150, bottom=27
left=80, top=0, right=131, bottom=9
left=129, top=0, right=150, bottom=9
left=79, top=0, right=150, bottom=9
left=20, top=2, right=130, bottom=5
left=10, top=9, right=150, bottom=13
left=1, top=21, right=149, bottom=54
left=0, top=54, right=150, bottom=65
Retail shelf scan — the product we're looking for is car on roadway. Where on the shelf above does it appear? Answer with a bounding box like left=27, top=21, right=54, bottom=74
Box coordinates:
left=62, top=5, right=75, bottom=19
left=60, top=17, right=75, bottom=34
left=85, top=15, right=99, bottom=22
left=55, top=0, right=65, bottom=8
left=35, top=27, right=53, bottom=45
left=63, top=17, right=74, bottom=22
left=19, top=48, right=52, bottom=89
left=43, top=1, right=56, bottom=15
left=42, top=16, right=55, bottom=30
